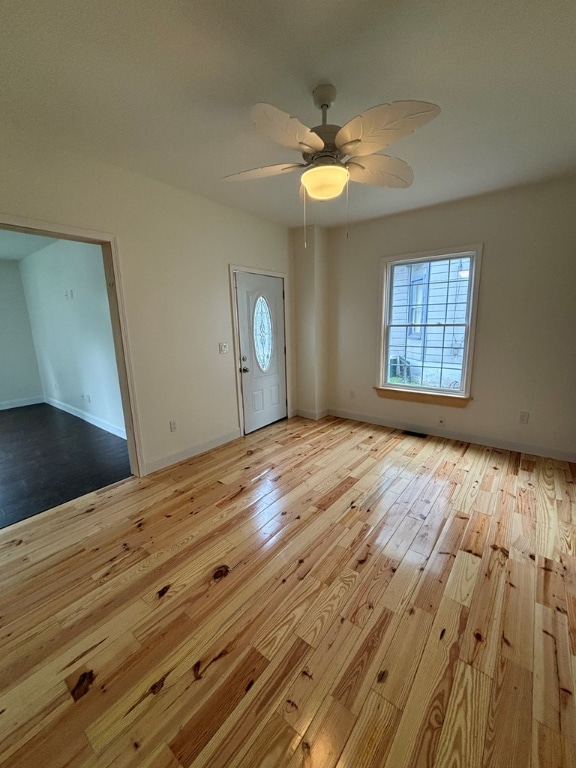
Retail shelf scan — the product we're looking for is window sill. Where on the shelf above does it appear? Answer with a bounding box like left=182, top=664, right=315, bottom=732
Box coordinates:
left=374, top=386, right=471, bottom=408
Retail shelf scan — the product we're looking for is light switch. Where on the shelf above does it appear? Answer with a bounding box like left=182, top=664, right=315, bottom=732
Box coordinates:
left=219, top=342, right=229, bottom=354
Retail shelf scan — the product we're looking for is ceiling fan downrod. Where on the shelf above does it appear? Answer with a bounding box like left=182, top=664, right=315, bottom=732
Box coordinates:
left=313, top=84, right=337, bottom=126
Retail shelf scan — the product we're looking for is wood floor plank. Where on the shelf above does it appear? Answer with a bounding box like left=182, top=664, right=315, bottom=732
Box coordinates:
left=371, top=604, right=433, bottom=710
left=536, top=458, right=561, bottom=559
left=294, top=570, right=359, bottom=648
left=383, top=597, right=469, bottom=768
left=278, top=616, right=361, bottom=736
left=444, top=550, right=483, bottom=608
left=253, top=577, right=325, bottom=660
left=379, top=548, right=427, bottom=614
left=334, top=690, right=400, bottom=768
left=500, top=558, right=536, bottom=671
left=482, top=656, right=532, bottom=768
left=286, top=696, right=356, bottom=768
left=168, top=646, right=269, bottom=767
left=509, top=510, right=536, bottom=564
left=413, top=510, right=468, bottom=615
left=138, top=743, right=183, bottom=768
left=232, top=712, right=300, bottom=768
left=331, top=608, right=395, bottom=715
left=461, top=511, right=491, bottom=558
left=434, top=660, right=491, bottom=768
left=532, top=720, right=576, bottom=768
left=0, top=416, right=573, bottom=767
left=341, top=553, right=398, bottom=628
left=190, top=636, right=310, bottom=768
left=533, top=603, right=576, bottom=741
left=460, top=544, right=507, bottom=678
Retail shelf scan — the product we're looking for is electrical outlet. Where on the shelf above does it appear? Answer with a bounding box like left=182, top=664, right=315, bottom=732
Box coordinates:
left=438, top=417, right=446, bottom=426
left=519, top=411, right=530, bottom=424
left=169, top=420, right=177, bottom=432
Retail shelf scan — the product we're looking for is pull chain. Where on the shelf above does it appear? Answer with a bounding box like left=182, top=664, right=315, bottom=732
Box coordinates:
left=345, top=179, right=349, bottom=240
left=301, top=184, right=307, bottom=248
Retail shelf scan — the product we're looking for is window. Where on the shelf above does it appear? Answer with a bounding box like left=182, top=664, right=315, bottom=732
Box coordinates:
left=380, top=247, right=481, bottom=399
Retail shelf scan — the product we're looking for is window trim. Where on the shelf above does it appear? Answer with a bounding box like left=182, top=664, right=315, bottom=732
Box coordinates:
left=377, top=244, right=482, bottom=401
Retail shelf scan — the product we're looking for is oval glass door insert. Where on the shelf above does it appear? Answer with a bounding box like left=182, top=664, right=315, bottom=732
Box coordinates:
left=253, top=295, right=273, bottom=371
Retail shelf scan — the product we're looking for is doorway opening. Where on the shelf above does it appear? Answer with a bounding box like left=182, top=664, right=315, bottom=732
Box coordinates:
left=0, top=215, right=141, bottom=528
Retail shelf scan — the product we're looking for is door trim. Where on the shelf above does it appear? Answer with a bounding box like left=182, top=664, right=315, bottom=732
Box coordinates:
left=229, top=264, right=292, bottom=435
left=0, top=211, right=143, bottom=476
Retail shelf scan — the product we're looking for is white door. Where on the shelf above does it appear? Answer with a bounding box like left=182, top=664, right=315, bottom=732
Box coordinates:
left=235, top=271, right=287, bottom=434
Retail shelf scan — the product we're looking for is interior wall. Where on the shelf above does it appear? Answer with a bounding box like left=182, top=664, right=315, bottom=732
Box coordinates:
left=0, top=123, right=290, bottom=473
left=315, top=227, right=330, bottom=416
left=326, top=174, right=576, bottom=461
left=19, top=240, right=126, bottom=437
left=0, top=260, right=43, bottom=409
left=291, top=226, right=330, bottom=419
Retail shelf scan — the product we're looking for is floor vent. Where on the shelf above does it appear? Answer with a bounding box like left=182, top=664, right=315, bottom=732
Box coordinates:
left=402, top=430, right=428, bottom=438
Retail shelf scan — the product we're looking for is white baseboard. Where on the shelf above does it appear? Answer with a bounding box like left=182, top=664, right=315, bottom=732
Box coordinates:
left=143, top=428, right=242, bottom=475
left=0, top=396, right=44, bottom=411
left=46, top=398, right=127, bottom=439
left=328, top=408, right=576, bottom=463
left=296, top=408, right=329, bottom=421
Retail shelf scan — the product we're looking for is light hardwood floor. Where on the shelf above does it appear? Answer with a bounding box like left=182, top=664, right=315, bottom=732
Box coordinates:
left=0, top=416, right=575, bottom=767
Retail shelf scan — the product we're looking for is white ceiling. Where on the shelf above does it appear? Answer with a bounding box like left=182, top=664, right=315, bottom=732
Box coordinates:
left=1, top=0, right=575, bottom=228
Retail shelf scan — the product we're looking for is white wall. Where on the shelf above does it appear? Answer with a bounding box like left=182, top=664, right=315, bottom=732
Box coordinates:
left=324, top=174, right=576, bottom=461
left=0, top=260, right=43, bottom=409
left=292, top=226, right=329, bottom=419
left=19, top=240, right=126, bottom=437
left=0, top=123, right=290, bottom=473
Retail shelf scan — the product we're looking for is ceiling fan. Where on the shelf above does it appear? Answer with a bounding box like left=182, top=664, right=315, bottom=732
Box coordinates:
left=225, top=84, right=440, bottom=201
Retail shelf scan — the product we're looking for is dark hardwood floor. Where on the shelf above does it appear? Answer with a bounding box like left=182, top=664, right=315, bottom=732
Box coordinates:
left=0, top=403, right=131, bottom=528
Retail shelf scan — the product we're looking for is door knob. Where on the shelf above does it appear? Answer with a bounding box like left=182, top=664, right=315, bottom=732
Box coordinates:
left=242, top=366, right=250, bottom=373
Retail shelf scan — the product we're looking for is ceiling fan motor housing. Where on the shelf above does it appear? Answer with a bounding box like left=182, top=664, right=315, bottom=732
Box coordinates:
left=303, top=124, right=344, bottom=165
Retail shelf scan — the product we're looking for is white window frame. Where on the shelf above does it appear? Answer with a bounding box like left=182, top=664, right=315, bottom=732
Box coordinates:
left=378, top=245, right=482, bottom=400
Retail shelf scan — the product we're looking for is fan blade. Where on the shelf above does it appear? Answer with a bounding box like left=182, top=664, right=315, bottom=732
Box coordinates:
left=347, top=155, right=414, bottom=188
left=224, top=163, right=305, bottom=181
left=252, top=103, right=324, bottom=153
left=336, top=101, right=440, bottom=156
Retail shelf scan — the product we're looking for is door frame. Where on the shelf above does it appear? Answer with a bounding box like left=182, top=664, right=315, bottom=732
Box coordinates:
left=229, top=264, right=293, bottom=436
left=0, top=211, right=143, bottom=476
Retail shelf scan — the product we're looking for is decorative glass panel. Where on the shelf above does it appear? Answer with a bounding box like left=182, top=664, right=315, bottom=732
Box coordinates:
left=253, top=296, right=273, bottom=371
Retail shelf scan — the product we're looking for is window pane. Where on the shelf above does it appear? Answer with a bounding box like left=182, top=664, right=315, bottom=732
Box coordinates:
left=387, top=352, right=412, bottom=383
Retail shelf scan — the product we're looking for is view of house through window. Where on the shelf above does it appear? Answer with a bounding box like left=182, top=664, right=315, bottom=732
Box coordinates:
left=382, top=249, right=480, bottom=396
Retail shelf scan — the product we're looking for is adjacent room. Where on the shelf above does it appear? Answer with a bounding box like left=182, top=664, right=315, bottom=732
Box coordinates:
left=0, top=231, right=131, bottom=527
left=0, top=0, right=575, bottom=766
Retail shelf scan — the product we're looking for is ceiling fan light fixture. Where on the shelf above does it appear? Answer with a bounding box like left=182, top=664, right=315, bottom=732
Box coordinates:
left=301, top=165, right=350, bottom=200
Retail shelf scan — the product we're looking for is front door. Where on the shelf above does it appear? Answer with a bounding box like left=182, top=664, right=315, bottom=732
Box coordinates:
left=235, top=271, right=287, bottom=434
